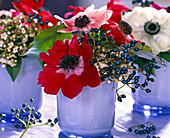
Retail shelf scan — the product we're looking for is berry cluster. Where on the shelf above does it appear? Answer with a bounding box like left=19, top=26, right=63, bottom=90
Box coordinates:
left=79, top=28, right=161, bottom=102
left=11, top=99, right=58, bottom=137
left=128, top=121, right=160, bottom=138
left=0, top=15, right=39, bottom=67
left=132, top=0, right=153, bottom=7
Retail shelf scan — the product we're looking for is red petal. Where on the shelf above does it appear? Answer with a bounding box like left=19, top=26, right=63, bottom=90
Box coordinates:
left=38, top=66, right=66, bottom=95
left=79, top=66, right=101, bottom=87
left=20, top=3, right=34, bottom=15
left=64, top=6, right=86, bottom=18
left=20, top=0, right=44, bottom=11
left=68, top=35, right=79, bottom=56
left=79, top=35, right=92, bottom=67
left=61, top=74, right=84, bottom=99
left=52, top=40, right=67, bottom=60
left=39, top=51, right=58, bottom=67
left=12, top=2, right=24, bottom=13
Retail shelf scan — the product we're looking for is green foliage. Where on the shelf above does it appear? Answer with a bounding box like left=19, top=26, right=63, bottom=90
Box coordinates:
left=158, top=52, right=170, bottom=62
left=6, top=57, right=22, bottom=81
left=135, top=57, right=155, bottom=76
left=25, top=25, right=72, bottom=58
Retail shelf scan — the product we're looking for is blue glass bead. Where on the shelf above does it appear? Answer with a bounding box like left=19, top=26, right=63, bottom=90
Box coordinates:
left=141, top=42, right=145, bottom=46
left=123, top=44, right=127, bottom=48
left=134, top=76, right=140, bottom=80
left=135, top=84, right=139, bottom=88
left=28, top=18, right=31, bottom=23
left=146, top=89, right=151, bottom=93
left=40, top=21, right=44, bottom=25
left=101, top=33, right=105, bottom=37
left=121, top=53, right=125, bottom=57
left=134, top=80, right=139, bottom=84
left=54, top=118, right=58, bottom=123
left=23, top=11, right=26, bottom=15
left=126, top=60, right=130, bottom=63
left=135, top=129, right=139, bottom=134
left=132, top=88, right=136, bottom=93
left=124, top=49, right=128, bottom=53
left=95, top=28, right=99, bottom=33
left=151, top=58, right=156, bottom=63
left=90, top=28, right=94, bottom=32
left=122, top=80, right=127, bottom=84
left=103, top=67, right=109, bottom=71
left=134, top=48, right=139, bottom=51
left=112, top=48, right=117, bottom=52
left=108, top=36, right=112, bottom=40
left=115, top=74, right=120, bottom=78
left=21, top=18, right=24, bottom=23
left=115, top=68, right=119, bottom=72
left=115, top=61, right=120, bottom=65
left=121, top=57, right=125, bottom=61
left=150, top=78, right=154, bottom=82
left=39, top=15, right=42, bottom=20
left=29, top=13, right=32, bottom=17
left=128, top=127, right=132, bottom=132
left=95, top=35, right=99, bottom=38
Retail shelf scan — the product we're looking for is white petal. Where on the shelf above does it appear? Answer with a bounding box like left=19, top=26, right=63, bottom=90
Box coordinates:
left=153, top=33, right=170, bottom=53
left=84, top=4, right=95, bottom=14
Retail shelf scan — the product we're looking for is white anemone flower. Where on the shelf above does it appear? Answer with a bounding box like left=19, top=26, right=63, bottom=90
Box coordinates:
left=123, top=7, right=170, bottom=55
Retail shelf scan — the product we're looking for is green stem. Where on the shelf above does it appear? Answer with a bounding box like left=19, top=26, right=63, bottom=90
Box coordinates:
left=12, top=112, right=26, bottom=126
left=19, top=102, right=33, bottom=138
left=29, top=123, right=48, bottom=128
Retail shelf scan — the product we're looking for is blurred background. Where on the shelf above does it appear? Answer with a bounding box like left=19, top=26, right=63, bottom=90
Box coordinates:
left=0, top=0, right=169, bottom=17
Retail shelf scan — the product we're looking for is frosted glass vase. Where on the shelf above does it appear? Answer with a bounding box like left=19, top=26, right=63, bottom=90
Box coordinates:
left=57, top=82, right=117, bottom=138
left=132, top=60, right=170, bottom=116
left=0, top=57, right=43, bottom=120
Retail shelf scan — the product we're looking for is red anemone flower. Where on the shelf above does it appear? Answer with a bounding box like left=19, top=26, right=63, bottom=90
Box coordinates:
left=37, top=35, right=101, bottom=99
left=107, top=0, right=129, bottom=23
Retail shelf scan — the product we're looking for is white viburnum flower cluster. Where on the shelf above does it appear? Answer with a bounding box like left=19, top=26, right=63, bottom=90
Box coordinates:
left=0, top=17, right=37, bottom=68
left=122, top=7, right=170, bottom=55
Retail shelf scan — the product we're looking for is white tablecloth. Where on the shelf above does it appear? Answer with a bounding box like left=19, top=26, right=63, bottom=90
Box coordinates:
left=0, top=85, right=170, bottom=138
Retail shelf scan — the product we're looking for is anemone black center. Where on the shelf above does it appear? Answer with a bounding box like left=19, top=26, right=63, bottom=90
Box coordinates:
left=75, top=15, right=90, bottom=28
left=144, top=21, right=160, bottom=35
left=118, top=21, right=132, bottom=35
left=58, top=55, right=79, bottom=70
left=167, top=6, right=170, bottom=13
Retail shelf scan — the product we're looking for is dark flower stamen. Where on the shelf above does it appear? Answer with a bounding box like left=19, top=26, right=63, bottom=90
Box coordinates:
left=119, top=21, right=132, bottom=35
left=144, top=21, right=160, bottom=35
left=75, top=15, right=90, bottom=28
left=167, top=6, right=170, bottom=13
left=58, top=55, right=79, bottom=70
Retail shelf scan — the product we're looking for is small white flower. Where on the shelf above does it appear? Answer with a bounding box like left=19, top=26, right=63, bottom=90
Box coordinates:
left=13, top=47, right=18, bottom=53
left=8, top=42, right=14, bottom=48
left=2, top=64, right=6, bottom=68
left=0, top=41, right=4, bottom=47
left=123, top=7, right=170, bottom=55
left=22, top=38, right=28, bottom=43
left=1, top=32, right=8, bottom=40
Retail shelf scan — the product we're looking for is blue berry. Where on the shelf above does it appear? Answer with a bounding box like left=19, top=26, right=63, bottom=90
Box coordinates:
left=30, top=99, right=34, bottom=103
left=135, top=84, right=139, bottom=88
left=121, top=94, right=126, bottom=98
left=132, top=88, right=136, bottom=93
left=115, top=74, right=120, bottom=78
left=112, top=48, right=117, bottom=52
left=48, top=119, right=52, bottom=122
left=117, top=96, right=122, bottom=102
left=135, top=129, right=139, bottom=134
left=141, top=42, right=145, bottom=46
left=146, top=135, right=151, bottom=138
left=108, top=36, right=112, bottom=40
left=28, top=18, right=31, bottom=23
left=34, top=0, right=38, bottom=2
left=54, top=118, right=58, bottom=123
left=21, top=18, right=24, bottom=23
left=28, top=13, right=32, bottom=17
left=40, top=21, right=44, bottom=25
left=15, top=124, right=20, bottom=128
left=11, top=108, right=15, bottom=113
left=124, top=49, right=128, bottom=53
left=152, top=125, right=156, bottom=131
left=23, top=11, right=26, bottom=15
left=128, top=127, right=132, bottom=132
left=95, top=28, right=99, bottom=33
left=146, top=89, right=151, bottom=93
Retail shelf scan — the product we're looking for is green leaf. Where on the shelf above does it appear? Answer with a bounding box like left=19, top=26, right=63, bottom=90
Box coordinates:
left=158, top=52, right=170, bottom=62
left=24, top=25, right=72, bottom=58
left=135, top=57, right=155, bottom=76
left=6, top=57, right=22, bottom=81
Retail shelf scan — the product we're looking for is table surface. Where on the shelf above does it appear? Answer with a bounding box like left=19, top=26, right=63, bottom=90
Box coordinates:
left=0, top=85, right=170, bottom=138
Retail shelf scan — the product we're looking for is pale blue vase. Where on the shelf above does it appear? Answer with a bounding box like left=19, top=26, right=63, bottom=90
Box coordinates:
left=132, top=60, right=170, bottom=116
left=0, top=57, right=43, bottom=122
left=57, top=82, right=117, bottom=138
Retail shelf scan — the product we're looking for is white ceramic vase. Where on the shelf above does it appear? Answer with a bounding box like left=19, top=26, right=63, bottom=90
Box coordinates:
left=57, top=82, right=117, bottom=137
left=132, top=60, right=170, bottom=116
left=0, top=57, right=43, bottom=115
